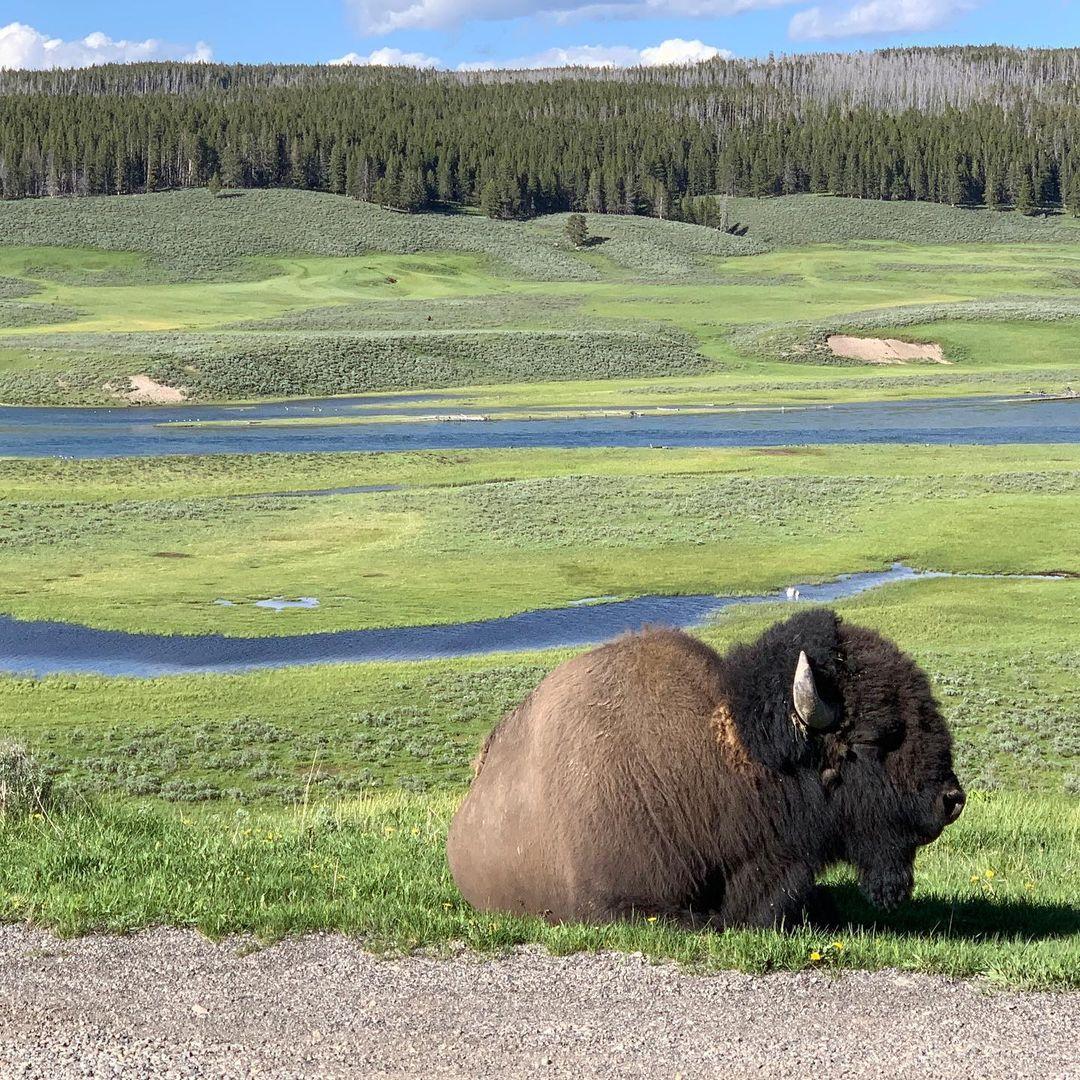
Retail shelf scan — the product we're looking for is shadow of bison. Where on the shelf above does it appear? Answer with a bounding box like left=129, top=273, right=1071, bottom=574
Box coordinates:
left=448, top=609, right=965, bottom=928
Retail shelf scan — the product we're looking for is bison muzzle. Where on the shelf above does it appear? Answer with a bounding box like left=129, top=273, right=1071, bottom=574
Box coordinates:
left=447, top=609, right=964, bottom=928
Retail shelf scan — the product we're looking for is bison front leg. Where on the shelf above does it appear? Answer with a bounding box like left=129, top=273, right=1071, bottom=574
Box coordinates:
left=716, top=860, right=819, bottom=929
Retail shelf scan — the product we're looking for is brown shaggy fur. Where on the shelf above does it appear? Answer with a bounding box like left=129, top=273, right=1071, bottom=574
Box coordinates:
left=447, top=611, right=963, bottom=928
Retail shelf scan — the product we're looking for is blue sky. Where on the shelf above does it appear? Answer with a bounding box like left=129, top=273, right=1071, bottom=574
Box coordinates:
left=3, top=1, right=1077, bottom=71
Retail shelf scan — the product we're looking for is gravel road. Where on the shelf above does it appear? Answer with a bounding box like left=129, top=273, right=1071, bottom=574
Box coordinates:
left=0, top=926, right=1076, bottom=1079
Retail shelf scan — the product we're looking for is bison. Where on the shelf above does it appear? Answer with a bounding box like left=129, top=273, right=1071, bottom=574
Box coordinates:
left=447, top=609, right=965, bottom=928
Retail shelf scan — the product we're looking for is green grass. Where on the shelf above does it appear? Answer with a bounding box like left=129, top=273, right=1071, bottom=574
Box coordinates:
left=719, top=194, right=1080, bottom=247
left=1, top=191, right=1077, bottom=982
left=2, top=574, right=1077, bottom=800
left=0, top=191, right=1079, bottom=404
left=0, top=791, right=1075, bottom=988
left=3, top=444, right=1078, bottom=637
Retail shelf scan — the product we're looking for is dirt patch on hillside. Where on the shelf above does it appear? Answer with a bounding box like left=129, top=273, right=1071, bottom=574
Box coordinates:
left=124, top=375, right=188, bottom=404
left=827, top=335, right=949, bottom=364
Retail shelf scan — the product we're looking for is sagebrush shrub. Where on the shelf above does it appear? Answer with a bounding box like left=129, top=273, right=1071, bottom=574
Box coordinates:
left=0, top=742, right=52, bottom=819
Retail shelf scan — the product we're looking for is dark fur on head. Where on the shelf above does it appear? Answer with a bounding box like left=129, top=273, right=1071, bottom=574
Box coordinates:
left=721, top=608, right=961, bottom=910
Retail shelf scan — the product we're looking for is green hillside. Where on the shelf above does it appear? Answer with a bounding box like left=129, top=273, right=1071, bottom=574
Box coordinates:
left=1, top=190, right=1079, bottom=405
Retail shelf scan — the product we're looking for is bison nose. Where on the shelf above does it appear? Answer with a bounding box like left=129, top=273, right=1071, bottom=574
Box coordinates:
left=942, top=787, right=966, bottom=824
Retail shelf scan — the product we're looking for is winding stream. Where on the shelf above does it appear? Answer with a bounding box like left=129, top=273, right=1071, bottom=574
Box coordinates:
left=0, top=564, right=1059, bottom=677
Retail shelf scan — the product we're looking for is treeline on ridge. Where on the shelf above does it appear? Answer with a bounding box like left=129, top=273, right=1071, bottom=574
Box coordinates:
left=3, top=46, right=1080, bottom=220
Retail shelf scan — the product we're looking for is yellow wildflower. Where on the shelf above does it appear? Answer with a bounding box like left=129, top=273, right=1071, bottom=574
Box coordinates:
left=830, top=941, right=845, bottom=951
left=809, top=951, right=824, bottom=962
left=646, top=916, right=658, bottom=924
left=984, top=868, right=996, bottom=879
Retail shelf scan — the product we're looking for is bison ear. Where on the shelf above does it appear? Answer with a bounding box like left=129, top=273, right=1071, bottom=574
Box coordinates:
left=793, top=650, right=840, bottom=733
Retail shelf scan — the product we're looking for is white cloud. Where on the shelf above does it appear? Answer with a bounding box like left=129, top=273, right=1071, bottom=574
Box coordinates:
left=458, top=37, right=731, bottom=69
left=329, top=46, right=442, bottom=66
left=639, top=37, right=730, bottom=63
left=0, top=21, right=212, bottom=70
left=458, top=44, right=639, bottom=69
left=350, top=0, right=794, bottom=34
left=789, top=0, right=974, bottom=39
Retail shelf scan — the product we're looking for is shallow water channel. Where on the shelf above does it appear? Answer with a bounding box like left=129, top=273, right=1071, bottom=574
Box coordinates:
left=1, top=564, right=1055, bottom=678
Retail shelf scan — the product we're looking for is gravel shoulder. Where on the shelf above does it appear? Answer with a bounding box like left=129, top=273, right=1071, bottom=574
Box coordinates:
left=0, top=926, right=1077, bottom=1079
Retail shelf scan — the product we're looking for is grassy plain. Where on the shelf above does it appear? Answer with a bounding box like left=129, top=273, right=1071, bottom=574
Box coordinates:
left=2, top=567, right=1078, bottom=985
left=0, top=190, right=1079, bottom=404
left=1, top=574, right=1077, bottom=800
left=2, top=444, right=1078, bottom=636
left=1, top=191, right=1078, bottom=986
left=2, top=443, right=1078, bottom=804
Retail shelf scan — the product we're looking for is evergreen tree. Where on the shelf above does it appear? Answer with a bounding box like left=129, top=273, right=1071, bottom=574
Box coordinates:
left=565, top=213, right=588, bottom=246
left=1066, top=171, right=1080, bottom=217
left=145, top=135, right=159, bottom=193
left=749, top=151, right=770, bottom=198
left=328, top=142, right=346, bottom=195
left=207, top=171, right=222, bottom=197
left=480, top=179, right=501, bottom=219
left=586, top=171, right=603, bottom=214
left=1016, top=173, right=1037, bottom=215
left=345, top=153, right=360, bottom=200
left=221, top=143, right=244, bottom=188
left=947, top=155, right=972, bottom=207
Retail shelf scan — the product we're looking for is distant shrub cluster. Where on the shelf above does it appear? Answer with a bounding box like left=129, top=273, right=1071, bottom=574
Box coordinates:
left=736, top=297, right=1080, bottom=365
left=0, top=276, right=40, bottom=299
left=148, top=328, right=709, bottom=399
left=11, top=665, right=552, bottom=804
left=0, top=321, right=707, bottom=404
left=0, top=301, right=82, bottom=328
left=721, top=195, right=1080, bottom=248
left=0, top=190, right=594, bottom=282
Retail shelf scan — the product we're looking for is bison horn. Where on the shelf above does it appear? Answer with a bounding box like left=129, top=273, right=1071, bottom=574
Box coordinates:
left=793, top=651, right=839, bottom=732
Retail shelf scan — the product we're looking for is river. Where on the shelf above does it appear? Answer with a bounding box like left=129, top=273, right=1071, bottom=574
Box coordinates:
left=1, top=394, right=1077, bottom=459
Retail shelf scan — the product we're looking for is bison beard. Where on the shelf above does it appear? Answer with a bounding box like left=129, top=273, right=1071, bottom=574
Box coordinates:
left=447, top=609, right=964, bottom=929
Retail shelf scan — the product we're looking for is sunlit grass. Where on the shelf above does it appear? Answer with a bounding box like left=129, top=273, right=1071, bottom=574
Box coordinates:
left=0, top=790, right=1074, bottom=989
left=2, top=444, right=1077, bottom=636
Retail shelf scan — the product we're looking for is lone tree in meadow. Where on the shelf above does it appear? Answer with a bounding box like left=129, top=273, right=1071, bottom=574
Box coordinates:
left=207, top=171, right=223, bottom=198
left=565, top=213, right=588, bottom=247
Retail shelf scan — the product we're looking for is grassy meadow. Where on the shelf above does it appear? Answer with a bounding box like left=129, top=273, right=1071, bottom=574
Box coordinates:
left=0, top=190, right=1079, bottom=405
left=2, top=442, right=1078, bottom=985
left=0, top=192, right=1077, bottom=988
left=3, top=444, right=1080, bottom=637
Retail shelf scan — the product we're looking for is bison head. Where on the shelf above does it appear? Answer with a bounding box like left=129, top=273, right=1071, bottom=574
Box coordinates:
left=784, top=613, right=964, bottom=910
